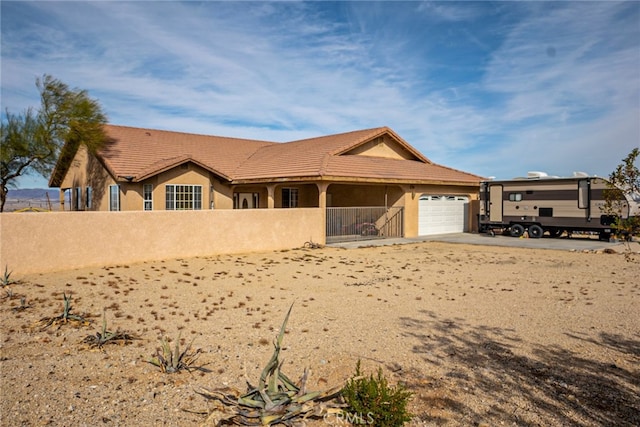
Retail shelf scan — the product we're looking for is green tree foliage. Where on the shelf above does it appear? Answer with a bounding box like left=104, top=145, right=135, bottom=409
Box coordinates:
left=0, top=75, right=107, bottom=212
left=603, top=148, right=640, bottom=238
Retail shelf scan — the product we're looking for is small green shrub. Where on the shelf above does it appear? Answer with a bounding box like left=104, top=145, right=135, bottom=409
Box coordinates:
left=342, top=360, right=413, bottom=426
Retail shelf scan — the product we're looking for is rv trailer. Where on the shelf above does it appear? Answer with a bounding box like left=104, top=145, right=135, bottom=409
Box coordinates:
left=479, top=172, right=638, bottom=240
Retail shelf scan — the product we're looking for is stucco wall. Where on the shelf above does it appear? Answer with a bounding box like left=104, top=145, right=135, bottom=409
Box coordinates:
left=0, top=208, right=324, bottom=275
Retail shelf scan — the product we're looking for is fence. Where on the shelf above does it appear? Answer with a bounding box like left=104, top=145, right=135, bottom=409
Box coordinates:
left=326, top=206, right=404, bottom=243
left=0, top=208, right=324, bottom=275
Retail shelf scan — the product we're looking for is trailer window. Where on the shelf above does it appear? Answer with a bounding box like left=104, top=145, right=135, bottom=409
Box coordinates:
left=509, top=193, right=523, bottom=202
left=578, top=180, right=589, bottom=209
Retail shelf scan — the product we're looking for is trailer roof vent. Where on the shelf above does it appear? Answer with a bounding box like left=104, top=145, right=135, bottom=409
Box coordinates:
left=573, top=171, right=589, bottom=177
left=527, top=171, right=548, bottom=178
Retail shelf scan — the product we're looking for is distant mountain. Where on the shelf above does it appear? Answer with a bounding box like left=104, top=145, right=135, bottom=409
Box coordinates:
left=7, top=188, right=58, bottom=200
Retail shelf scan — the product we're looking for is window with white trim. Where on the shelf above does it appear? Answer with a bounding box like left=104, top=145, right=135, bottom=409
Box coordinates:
left=109, top=185, right=120, bottom=211
left=143, top=184, right=153, bottom=211
left=282, top=188, right=298, bottom=208
left=165, top=184, right=202, bottom=210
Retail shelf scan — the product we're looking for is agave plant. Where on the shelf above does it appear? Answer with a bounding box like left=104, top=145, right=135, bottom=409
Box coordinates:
left=11, top=297, right=31, bottom=312
left=148, top=334, right=205, bottom=373
left=195, top=304, right=345, bottom=426
left=35, top=292, right=90, bottom=330
left=1, top=265, right=14, bottom=287
left=83, top=311, right=137, bottom=349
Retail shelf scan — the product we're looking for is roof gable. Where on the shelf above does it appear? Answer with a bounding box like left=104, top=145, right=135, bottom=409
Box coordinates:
left=338, top=131, right=427, bottom=162
left=330, top=127, right=430, bottom=164
left=98, top=125, right=274, bottom=182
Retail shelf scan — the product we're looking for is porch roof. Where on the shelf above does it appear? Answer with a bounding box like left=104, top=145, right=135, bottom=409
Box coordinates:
left=229, top=127, right=482, bottom=184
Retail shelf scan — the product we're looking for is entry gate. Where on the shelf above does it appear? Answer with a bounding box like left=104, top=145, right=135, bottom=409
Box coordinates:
left=326, top=206, right=404, bottom=243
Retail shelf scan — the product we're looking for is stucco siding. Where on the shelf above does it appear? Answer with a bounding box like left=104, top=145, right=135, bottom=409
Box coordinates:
left=0, top=208, right=324, bottom=275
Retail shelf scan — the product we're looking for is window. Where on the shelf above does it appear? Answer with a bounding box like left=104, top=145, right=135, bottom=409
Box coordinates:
left=85, top=187, right=92, bottom=210
left=282, top=188, right=298, bottom=208
left=74, top=187, right=82, bottom=211
left=509, top=193, right=523, bottom=202
left=165, top=184, right=202, bottom=210
left=109, top=185, right=120, bottom=211
left=143, top=184, right=153, bottom=211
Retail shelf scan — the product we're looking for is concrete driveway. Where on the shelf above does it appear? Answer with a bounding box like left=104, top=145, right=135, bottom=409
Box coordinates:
left=328, top=232, right=639, bottom=252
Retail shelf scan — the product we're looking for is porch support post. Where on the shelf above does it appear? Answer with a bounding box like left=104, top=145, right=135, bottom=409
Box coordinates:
left=317, top=183, right=329, bottom=243
left=59, top=189, right=65, bottom=211
left=317, top=182, right=329, bottom=209
left=267, top=184, right=276, bottom=209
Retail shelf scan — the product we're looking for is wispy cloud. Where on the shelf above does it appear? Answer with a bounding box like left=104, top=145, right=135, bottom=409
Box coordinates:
left=2, top=1, right=638, bottom=188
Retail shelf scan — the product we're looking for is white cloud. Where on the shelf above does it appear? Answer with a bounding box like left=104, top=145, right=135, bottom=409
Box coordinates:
left=2, top=1, right=638, bottom=188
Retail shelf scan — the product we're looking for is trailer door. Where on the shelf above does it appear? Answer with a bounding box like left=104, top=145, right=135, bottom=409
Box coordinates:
left=489, top=185, right=503, bottom=222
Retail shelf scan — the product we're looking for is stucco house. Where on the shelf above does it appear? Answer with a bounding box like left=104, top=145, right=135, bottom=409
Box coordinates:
left=49, top=124, right=483, bottom=242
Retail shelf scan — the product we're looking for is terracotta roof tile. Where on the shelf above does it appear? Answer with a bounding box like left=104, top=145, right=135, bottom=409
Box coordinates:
left=83, top=124, right=482, bottom=185
left=324, top=156, right=482, bottom=183
left=232, top=127, right=430, bottom=180
left=100, top=125, right=274, bottom=181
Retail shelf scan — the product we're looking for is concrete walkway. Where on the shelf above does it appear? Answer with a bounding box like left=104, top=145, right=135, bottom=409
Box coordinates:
left=327, top=232, right=639, bottom=252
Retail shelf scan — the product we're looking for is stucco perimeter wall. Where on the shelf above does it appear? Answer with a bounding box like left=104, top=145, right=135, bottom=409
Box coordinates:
left=0, top=209, right=324, bottom=275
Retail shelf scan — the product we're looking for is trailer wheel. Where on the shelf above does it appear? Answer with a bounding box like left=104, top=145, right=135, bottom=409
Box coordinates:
left=528, top=224, right=544, bottom=239
left=510, top=224, right=525, bottom=237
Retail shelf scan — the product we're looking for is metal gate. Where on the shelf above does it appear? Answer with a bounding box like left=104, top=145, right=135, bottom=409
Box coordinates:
left=326, top=206, right=404, bottom=243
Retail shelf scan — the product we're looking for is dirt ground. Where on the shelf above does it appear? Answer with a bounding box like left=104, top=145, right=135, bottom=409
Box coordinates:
left=1, top=241, right=639, bottom=426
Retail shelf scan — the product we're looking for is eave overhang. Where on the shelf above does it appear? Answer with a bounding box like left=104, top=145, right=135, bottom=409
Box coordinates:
left=231, top=175, right=481, bottom=187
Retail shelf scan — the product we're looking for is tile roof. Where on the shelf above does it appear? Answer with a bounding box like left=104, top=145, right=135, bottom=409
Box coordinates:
left=99, top=125, right=274, bottom=181
left=232, top=127, right=403, bottom=180
left=322, top=155, right=482, bottom=184
left=53, top=124, right=483, bottom=186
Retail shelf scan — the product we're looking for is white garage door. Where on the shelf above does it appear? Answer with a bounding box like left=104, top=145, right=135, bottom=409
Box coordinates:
left=419, top=195, right=469, bottom=236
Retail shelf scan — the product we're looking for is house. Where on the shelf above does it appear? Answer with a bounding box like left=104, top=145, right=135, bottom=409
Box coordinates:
left=49, top=124, right=483, bottom=241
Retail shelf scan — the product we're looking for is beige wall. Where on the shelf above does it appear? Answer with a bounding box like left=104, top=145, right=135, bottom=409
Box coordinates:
left=346, top=135, right=415, bottom=160
left=59, top=145, right=115, bottom=211
left=0, top=208, right=324, bottom=275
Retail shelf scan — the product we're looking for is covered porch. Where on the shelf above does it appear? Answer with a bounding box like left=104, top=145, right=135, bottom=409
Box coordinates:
left=231, top=181, right=407, bottom=242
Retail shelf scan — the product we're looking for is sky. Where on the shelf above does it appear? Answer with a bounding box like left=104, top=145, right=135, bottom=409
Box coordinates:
left=2, top=1, right=639, bottom=189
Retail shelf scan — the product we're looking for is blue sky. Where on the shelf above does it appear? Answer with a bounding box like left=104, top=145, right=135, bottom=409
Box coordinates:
left=2, top=1, right=639, bottom=188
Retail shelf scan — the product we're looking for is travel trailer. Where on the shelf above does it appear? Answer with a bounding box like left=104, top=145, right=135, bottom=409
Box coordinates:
left=479, top=172, right=639, bottom=240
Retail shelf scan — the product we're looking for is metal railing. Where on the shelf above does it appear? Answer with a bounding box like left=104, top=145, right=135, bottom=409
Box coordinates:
left=326, top=206, right=404, bottom=243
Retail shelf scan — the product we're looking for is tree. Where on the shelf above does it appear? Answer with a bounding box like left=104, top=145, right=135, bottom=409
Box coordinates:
left=603, top=147, right=640, bottom=242
left=0, top=75, right=107, bottom=212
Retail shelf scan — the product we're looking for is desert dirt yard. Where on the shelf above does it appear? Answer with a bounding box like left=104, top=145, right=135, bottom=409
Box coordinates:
left=0, top=240, right=639, bottom=426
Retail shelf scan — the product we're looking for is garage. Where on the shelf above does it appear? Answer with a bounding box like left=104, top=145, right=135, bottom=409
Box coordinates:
left=419, top=195, right=469, bottom=236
